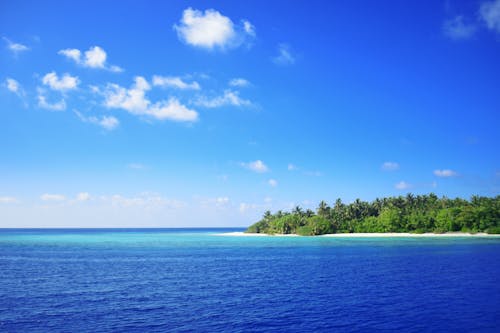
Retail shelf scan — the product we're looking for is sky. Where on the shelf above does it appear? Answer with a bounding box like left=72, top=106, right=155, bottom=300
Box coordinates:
left=0, top=0, right=499, bottom=227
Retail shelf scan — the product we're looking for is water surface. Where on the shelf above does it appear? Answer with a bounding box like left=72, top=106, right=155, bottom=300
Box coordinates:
left=1, top=228, right=499, bottom=332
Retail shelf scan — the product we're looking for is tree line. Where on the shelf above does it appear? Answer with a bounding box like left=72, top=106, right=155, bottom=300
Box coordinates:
left=245, top=194, right=500, bottom=235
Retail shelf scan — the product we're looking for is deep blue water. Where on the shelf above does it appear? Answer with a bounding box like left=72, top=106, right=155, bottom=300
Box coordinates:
left=1, top=229, right=500, bottom=332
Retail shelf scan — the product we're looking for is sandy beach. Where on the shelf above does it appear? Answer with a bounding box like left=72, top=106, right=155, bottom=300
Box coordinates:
left=217, top=232, right=500, bottom=237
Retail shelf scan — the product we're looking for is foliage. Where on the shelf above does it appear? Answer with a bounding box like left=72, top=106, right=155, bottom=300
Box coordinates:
left=487, top=226, right=500, bottom=234
left=245, top=194, right=500, bottom=235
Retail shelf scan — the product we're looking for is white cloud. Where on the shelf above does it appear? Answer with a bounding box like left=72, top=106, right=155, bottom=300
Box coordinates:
left=84, top=46, right=106, bottom=68
left=58, top=46, right=123, bottom=72
left=200, top=196, right=231, bottom=208
left=268, top=179, right=278, bottom=187
left=4, top=78, right=25, bottom=97
left=109, top=65, right=124, bottom=73
left=41, top=193, right=66, bottom=201
left=108, top=193, right=186, bottom=209
left=3, top=37, right=29, bottom=54
left=58, top=48, right=81, bottom=63
left=147, top=98, right=199, bottom=121
left=237, top=199, right=273, bottom=214
left=229, top=78, right=250, bottom=87
left=75, top=110, right=119, bottom=130
left=273, top=43, right=295, bottom=65
left=42, top=72, right=79, bottom=91
left=152, top=75, right=200, bottom=90
left=37, top=94, right=66, bottom=111
left=76, top=192, right=91, bottom=202
left=194, top=90, right=251, bottom=108
left=239, top=202, right=255, bottom=214
left=241, top=160, right=269, bottom=173
left=5, top=78, right=20, bottom=93
left=443, top=16, right=477, bottom=40
left=480, top=0, right=500, bottom=33
left=173, top=8, right=255, bottom=50
left=0, top=196, right=18, bottom=204
left=215, top=196, right=230, bottom=205
left=434, top=169, right=458, bottom=177
left=381, top=161, right=400, bottom=171
left=103, top=76, right=198, bottom=122
left=242, top=20, right=256, bottom=37
left=288, top=163, right=298, bottom=171
left=395, top=181, right=411, bottom=190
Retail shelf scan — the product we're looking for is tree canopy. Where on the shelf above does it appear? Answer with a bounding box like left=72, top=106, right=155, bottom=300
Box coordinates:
left=245, top=194, right=500, bottom=235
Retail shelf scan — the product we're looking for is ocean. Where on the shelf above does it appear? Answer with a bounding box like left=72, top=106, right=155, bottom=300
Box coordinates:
left=0, top=228, right=499, bottom=332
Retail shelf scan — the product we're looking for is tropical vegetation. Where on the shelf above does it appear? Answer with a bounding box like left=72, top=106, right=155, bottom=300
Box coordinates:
left=245, top=194, right=500, bottom=235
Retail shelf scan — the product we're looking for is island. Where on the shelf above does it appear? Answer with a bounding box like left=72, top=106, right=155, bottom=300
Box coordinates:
left=245, top=194, right=500, bottom=236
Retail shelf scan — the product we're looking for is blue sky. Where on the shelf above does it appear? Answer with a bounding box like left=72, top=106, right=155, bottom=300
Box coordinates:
left=1, top=0, right=499, bottom=227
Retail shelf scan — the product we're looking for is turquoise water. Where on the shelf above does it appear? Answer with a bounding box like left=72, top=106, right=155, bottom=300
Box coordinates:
left=1, top=228, right=500, bottom=332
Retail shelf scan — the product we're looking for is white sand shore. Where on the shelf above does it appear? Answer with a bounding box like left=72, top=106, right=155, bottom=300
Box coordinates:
left=216, top=232, right=500, bottom=237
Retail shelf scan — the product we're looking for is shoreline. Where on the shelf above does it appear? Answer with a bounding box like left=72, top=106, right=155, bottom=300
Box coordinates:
left=216, top=232, right=500, bottom=238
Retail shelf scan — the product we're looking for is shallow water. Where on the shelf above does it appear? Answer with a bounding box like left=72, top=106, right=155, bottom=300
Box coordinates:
left=1, top=228, right=499, bottom=332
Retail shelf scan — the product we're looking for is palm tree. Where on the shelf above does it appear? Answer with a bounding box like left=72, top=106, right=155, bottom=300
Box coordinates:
left=317, top=200, right=330, bottom=218
left=292, top=205, right=303, bottom=217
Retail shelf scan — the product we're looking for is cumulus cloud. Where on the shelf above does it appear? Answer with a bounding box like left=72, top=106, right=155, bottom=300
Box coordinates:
left=42, top=72, right=79, bottom=91
left=2, top=37, right=29, bottom=54
left=241, top=160, right=269, bottom=173
left=268, top=179, right=278, bottom=187
left=443, top=16, right=477, bottom=40
left=395, top=181, right=411, bottom=190
left=4, top=78, right=25, bottom=97
left=242, top=20, right=256, bottom=37
left=434, top=169, right=458, bottom=177
left=173, top=8, right=255, bottom=50
left=480, top=0, right=500, bottom=33
left=229, top=78, right=250, bottom=87
left=37, top=94, right=66, bottom=111
left=59, top=46, right=123, bottom=72
left=381, top=161, right=400, bottom=171
left=59, top=48, right=81, bottom=62
left=152, top=75, right=200, bottom=90
left=194, top=90, right=251, bottom=108
left=103, top=76, right=198, bottom=122
left=272, top=43, right=295, bottom=65
left=41, top=193, right=66, bottom=201
left=75, top=110, right=119, bottom=130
